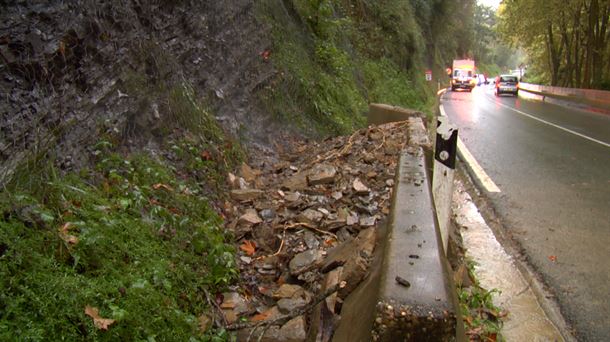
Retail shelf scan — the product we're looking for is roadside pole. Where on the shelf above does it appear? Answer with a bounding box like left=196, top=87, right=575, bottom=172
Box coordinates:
left=432, top=116, right=458, bottom=254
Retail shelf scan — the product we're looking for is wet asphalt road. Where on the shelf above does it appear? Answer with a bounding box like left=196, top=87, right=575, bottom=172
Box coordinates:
left=441, top=85, right=610, bottom=341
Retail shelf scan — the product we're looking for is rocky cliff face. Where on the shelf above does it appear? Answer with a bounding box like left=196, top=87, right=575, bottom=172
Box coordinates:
left=1, top=0, right=279, bottom=185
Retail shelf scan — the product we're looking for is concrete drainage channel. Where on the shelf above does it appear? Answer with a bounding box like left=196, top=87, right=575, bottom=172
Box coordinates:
left=331, top=104, right=466, bottom=341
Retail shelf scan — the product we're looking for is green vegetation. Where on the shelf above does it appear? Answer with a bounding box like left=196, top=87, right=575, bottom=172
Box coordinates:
left=499, top=0, right=610, bottom=89
left=256, top=0, right=463, bottom=136
left=458, top=259, right=505, bottom=341
left=472, top=3, right=521, bottom=76
left=0, top=78, right=243, bottom=340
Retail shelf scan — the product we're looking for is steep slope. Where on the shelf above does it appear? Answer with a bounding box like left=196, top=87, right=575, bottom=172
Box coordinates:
left=1, top=0, right=277, bottom=187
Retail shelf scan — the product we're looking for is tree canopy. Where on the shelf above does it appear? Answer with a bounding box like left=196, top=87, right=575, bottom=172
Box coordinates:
left=499, top=0, right=610, bottom=89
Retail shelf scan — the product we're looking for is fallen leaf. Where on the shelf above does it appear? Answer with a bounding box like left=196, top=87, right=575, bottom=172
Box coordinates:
left=84, top=305, right=116, bottom=330
left=250, top=311, right=270, bottom=322
left=261, top=49, right=271, bottom=61
left=548, top=255, right=557, bottom=262
left=153, top=183, right=174, bottom=191
left=240, top=240, right=257, bottom=256
left=323, top=238, right=336, bottom=247
left=59, top=222, right=72, bottom=234
left=200, top=150, right=212, bottom=161
left=58, top=222, right=79, bottom=245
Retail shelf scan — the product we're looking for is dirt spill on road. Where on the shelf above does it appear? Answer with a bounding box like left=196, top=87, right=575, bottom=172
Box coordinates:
left=452, top=181, right=564, bottom=342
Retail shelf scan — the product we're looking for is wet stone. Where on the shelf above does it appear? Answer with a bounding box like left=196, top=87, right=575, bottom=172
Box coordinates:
left=284, top=191, right=301, bottom=202
left=238, top=209, right=262, bottom=226
left=289, top=249, right=325, bottom=275
left=307, top=164, right=337, bottom=185
left=337, top=227, right=352, bottom=242
left=273, top=284, right=305, bottom=299
left=346, top=213, right=359, bottom=226
left=298, top=209, right=324, bottom=225
left=297, top=271, right=318, bottom=283
left=282, top=172, right=309, bottom=191
left=277, top=293, right=311, bottom=314
left=352, top=178, right=371, bottom=195
left=259, top=208, right=276, bottom=221
left=317, top=207, right=330, bottom=216
left=278, top=316, right=307, bottom=341
left=359, top=216, right=376, bottom=227
left=323, top=219, right=345, bottom=232
left=230, top=189, right=263, bottom=201
left=220, top=292, right=251, bottom=323
left=240, top=163, right=260, bottom=182
left=303, top=230, right=320, bottom=249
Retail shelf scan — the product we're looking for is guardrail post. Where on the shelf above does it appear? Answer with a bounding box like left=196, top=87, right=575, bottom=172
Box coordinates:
left=432, top=116, right=458, bottom=254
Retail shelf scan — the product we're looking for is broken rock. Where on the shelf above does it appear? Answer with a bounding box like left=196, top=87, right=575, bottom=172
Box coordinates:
left=289, top=249, right=325, bottom=276
left=230, top=189, right=263, bottom=201
left=238, top=209, right=262, bottom=226
left=278, top=316, right=308, bottom=341
left=259, top=208, right=276, bottom=221
left=273, top=284, right=306, bottom=299
left=282, top=172, right=309, bottom=191
left=277, top=293, right=311, bottom=314
left=307, top=164, right=337, bottom=185
left=240, top=163, right=261, bottom=182
left=297, top=209, right=324, bottom=225
left=359, top=216, right=376, bottom=227
left=352, top=178, right=370, bottom=195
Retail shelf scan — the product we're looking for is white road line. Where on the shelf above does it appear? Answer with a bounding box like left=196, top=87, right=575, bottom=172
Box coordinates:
left=439, top=104, right=448, bottom=117
left=439, top=104, right=501, bottom=193
left=493, top=100, right=610, bottom=148
left=457, top=138, right=501, bottom=193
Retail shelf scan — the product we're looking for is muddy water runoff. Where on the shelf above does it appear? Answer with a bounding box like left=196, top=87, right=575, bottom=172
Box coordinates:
left=452, top=181, right=564, bottom=342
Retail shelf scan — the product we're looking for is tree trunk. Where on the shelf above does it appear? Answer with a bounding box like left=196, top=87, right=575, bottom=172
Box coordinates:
left=546, top=23, right=561, bottom=86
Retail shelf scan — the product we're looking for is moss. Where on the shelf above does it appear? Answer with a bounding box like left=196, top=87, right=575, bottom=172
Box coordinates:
left=256, top=0, right=435, bottom=137
left=0, top=147, right=237, bottom=340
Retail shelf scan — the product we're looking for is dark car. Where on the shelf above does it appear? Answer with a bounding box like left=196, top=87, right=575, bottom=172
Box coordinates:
left=495, top=75, right=519, bottom=96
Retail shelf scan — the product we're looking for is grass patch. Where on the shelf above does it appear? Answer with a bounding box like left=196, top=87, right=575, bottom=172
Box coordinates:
left=458, top=258, right=505, bottom=341
left=0, top=145, right=237, bottom=340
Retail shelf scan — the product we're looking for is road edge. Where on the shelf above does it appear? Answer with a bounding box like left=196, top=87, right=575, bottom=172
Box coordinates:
left=439, top=88, right=576, bottom=341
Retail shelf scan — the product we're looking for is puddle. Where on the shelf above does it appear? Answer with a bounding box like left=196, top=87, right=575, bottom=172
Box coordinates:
left=452, top=181, right=564, bottom=342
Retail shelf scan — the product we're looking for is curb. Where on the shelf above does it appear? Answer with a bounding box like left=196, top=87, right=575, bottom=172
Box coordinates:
left=519, top=83, right=610, bottom=116
left=440, top=90, right=576, bottom=342
left=332, top=107, right=464, bottom=341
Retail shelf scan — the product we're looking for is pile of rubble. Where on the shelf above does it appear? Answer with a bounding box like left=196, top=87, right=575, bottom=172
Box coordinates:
left=217, top=121, right=410, bottom=341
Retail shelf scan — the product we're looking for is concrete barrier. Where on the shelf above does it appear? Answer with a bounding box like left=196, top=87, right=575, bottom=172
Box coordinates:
left=334, top=105, right=464, bottom=341
left=519, top=83, right=610, bottom=114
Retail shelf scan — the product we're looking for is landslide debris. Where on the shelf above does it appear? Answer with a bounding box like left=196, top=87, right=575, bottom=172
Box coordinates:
left=217, top=121, right=410, bottom=340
